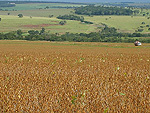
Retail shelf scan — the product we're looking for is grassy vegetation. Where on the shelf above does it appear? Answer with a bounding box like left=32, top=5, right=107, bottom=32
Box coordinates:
left=0, top=3, right=150, bottom=34
left=85, top=15, right=150, bottom=33
left=0, top=14, right=150, bottom=34
left=0, top=9, right=74, bottom=17
left=0, top=15, right=95, bottom=33
left=0, top=12, right=150, bottom=34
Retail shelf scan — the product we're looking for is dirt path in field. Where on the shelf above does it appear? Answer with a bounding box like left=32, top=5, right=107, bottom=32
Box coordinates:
left=22, top=24, right=61, bottom=28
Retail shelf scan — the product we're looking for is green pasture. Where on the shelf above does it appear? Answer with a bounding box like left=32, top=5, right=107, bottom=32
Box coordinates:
left=0, top=9, right=73, bottom=17
left=0, top=15, right=95, bottom=33
left=0, top=14, right=150, bottom=34
left=85, top=15, right=150, bottom=33
left=0, top=3, right=85, bottom=11
left=0, top=8, right=150, bottom=34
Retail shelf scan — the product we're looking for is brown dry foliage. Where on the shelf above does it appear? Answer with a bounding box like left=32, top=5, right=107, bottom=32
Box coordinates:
left=0, top=41, right=150, bottom=112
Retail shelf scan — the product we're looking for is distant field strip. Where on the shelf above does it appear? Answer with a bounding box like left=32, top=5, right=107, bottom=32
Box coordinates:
left=0, top=9, right=74, bottom=17
left=0, top=3, right=85, bottom=10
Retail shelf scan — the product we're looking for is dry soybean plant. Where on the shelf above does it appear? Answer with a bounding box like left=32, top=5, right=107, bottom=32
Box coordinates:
left=0, top=41, right=150, bottom=112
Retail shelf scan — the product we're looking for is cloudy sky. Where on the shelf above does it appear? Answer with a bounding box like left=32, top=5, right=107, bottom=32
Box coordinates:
left=4, top=0, right=149, bottom=3
left=41, top=0, right=150, bottom=3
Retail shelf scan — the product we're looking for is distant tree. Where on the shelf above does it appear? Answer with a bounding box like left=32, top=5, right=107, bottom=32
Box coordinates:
left=75, top=5, right=133, bottom=16
left=28, top=30, right=35, bottom=35
left=49, top=15, right=53, bottom=18
left=8, top=13, right=10, bottom=15
left=70, top=11, right=74, bottom=14
left=34, top=30, right=39, bottom=35
left=57, top=14, right=84, bottom=21
left=80, top=16, right=84, bottom=22
left=45, top=6, right=49, bottom=9
left=133, top=10, right=139, bottom=15
left=59, top=21, right=66, bottom=25
left=141, top=22, right=145, bottom=24
left=140, top=26, right=144, bottom=28
left=82, top=21, right=93, bottom=24
left=40, top=28, right=45, bottom=35
left=16, top=30, right=22, bottom=36
left=18, top=14, right=23, bottom=18
left=138, top=29, right=144, bottom=32
left=146, top=12, right=149, bottom=16
left=143, top=14, right=146, bottom=16
left=28, top=30, right=39, bottom=35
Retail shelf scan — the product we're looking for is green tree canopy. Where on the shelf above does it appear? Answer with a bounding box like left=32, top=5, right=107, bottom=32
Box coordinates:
left=18, top=14, right=23, bottom=18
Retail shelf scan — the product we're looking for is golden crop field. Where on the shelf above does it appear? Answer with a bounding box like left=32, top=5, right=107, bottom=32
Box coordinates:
left=0, top=41, right=150, bottom=112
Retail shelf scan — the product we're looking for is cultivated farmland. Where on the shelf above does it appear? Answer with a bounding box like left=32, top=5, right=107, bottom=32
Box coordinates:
left=0, top=41, right=149, bottom=112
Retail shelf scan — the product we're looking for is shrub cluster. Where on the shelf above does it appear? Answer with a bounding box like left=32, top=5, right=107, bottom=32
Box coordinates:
left=57, top=14, right=84, bottom=21
left=57, top=14, right=93, bottom=24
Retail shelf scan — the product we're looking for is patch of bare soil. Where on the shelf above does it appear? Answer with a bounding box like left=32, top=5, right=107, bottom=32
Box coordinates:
left=22, top=24, right=60, bottom=28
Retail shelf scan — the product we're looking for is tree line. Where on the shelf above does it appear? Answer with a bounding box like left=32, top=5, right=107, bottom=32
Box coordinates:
left=0, top=27, right=150, bottom=43
left=4, top=1, right=85, bottom=5
left=57, top=15, right=84, bottom=21
left=0, top=2, right=15, bottom=7
left=57, top=14, right=93, bottom=24
left=75, top=5, right=133, bottom=16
